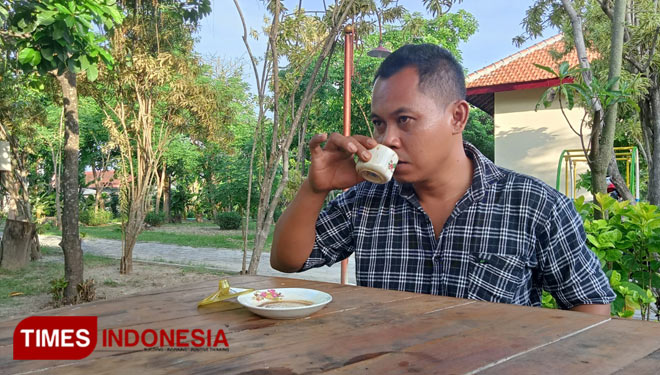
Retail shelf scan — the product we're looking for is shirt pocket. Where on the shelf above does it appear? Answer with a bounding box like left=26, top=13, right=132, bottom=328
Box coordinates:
left=467, top=253, right=527, bottom=304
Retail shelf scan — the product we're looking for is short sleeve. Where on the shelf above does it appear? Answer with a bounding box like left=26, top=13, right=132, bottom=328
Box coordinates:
left=537, top=194, right=616, bottom=309
left=298, top=188, right=356, bottom=272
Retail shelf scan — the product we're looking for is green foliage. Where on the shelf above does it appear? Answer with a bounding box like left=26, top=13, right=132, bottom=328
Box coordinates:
left=9, top=0, right=123, bottom=79
left=30, top=192, right=54, bottom=224
left=145, top=211, right=166, bottom=227
left=79, top=209, right=112, bottom=226
left=541, top=290, right=558, bottom=309
left=577, top=193, right=660, bottom=319
left=304, top=7, right=479, bottom=143
left=49, top=276, right=67, bottom=306
left=464, top=107, right=494, bottom=161
left=36, top=220, right=55, bottom=234
left=215, top=212, right=242, bottom=230
left=576, top=171, right=593, bottom=192
left=534, top=62, right=639, bottom=113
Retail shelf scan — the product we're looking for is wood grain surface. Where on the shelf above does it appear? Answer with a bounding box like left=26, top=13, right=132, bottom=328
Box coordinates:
left=1, top=275, right=659, bottom=374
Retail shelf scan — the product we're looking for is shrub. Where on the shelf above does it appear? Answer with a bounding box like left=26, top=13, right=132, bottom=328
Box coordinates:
left=36, top=221, right=54, bottom=234
left=215, top=212, right=242, bottom=230
left=49, top=277, right=67, bottom=307
left=145, top=211, right=166, bottom=227
left=79, top=209, right=112, bottom=226
left=575, top=194, right=660, bottom=320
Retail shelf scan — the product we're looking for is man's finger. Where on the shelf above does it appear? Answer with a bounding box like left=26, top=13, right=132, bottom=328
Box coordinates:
left=352, top=135, right=378, bottom=149
left=326, top=132, right=354, bottom=153
left=309, top=133, right=327, bottom=157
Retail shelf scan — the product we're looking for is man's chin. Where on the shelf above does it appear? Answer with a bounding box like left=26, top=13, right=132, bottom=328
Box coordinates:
left=392, top=172, right=413, bottom=184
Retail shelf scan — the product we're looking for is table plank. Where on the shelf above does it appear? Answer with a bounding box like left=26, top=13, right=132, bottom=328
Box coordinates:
left=317, top=302, right=608, bottom=375
left=3, top=276, right=610, bottom=375
left=475, top=318, right=660, bottom=375
left=2, top=275, right=658, bottom=375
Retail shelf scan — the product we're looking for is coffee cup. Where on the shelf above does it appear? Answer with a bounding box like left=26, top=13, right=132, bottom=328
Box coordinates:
left=355, top=144, right=399, bottom=184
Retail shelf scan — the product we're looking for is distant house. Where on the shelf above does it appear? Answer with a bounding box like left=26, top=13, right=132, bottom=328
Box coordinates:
left=83, top=170, right=120, bottom=196
left=465, top=34, right=595, bottom=190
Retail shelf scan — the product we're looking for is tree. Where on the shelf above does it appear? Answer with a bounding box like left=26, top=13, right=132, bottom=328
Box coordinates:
left=519, top=0, right=630, bottom=204
left=77, top=97, right=114, bottom=212
left=89, top=0, right=220, bottom=274
left=6, top=0, right=123, bottom=299
left=464, top=107, right=494, bottom=161
left=234, top=0, right=357, bottom=274
left=40, top=104, right=64, bottom=229
left=0, top=67, right=45, bottom=269
left=586, top=0, right=660, bottom=204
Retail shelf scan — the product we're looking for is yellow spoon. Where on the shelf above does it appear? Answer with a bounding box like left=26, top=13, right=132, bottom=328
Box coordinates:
left=198, top=279, right=254, bottom=307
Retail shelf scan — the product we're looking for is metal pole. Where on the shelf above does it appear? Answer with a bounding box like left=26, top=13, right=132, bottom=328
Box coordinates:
left=340, top=25, right=353, bottom=285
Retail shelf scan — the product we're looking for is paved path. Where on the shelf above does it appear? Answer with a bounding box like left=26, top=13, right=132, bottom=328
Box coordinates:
left=39, top=235, right=356, bottom=285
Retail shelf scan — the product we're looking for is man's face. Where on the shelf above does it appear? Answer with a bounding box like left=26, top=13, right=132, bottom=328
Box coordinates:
left=370, top=66, right=463, bottom=184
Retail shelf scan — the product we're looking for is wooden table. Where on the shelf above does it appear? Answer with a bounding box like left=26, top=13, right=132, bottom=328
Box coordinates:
left=1, top=275, right=659, bottom=374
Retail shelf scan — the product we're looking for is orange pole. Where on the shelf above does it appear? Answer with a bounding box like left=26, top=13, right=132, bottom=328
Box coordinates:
left=340, top=25, right=353, bottom=285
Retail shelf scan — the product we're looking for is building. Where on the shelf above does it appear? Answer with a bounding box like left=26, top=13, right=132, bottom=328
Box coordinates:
left=83, top=170, right=120, bottom=196
left=466, top=34, right=594, bottom=191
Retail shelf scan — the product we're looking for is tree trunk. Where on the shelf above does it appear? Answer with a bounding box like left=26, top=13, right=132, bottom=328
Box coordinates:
left=646, top=86, right=660, bottom=204
left=0, top=138, right=40, bottom=268
left=0, top=219, right=35, bottom=270
left=120, top=226, right=137, bottom=275
left=57, top=71, right=83, bottom=302
left=163, top=172, right=171, bottom=222
left=53, top=107, right=64, bottom=229
left=120, top=209, right=142, bottom=274
left=591, top=0, right=627, bottom=201
left=30, top=231, right=41, bottom=261
left=93, top=169, right=103, bottom=212
left=54, top=170, right=62, bottom=229
left=155, top=165, right=165, bottom=214
left=608, top=154, right=635, bottom=202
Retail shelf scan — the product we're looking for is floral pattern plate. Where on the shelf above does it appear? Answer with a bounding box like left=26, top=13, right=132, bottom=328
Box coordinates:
left=236, top=288, right=332, bottom=319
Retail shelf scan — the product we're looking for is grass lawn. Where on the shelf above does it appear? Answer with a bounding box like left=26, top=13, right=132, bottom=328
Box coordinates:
left=0, top=246, right=235, bottom=320
left=0, top=249, right=63, bottom=303
left=42, top=220, right=275, bottom=251
left=0, top=246, right=125, bottom=303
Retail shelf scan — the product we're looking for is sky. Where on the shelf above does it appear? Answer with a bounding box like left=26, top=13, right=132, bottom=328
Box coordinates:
left=194, top=0, right=554, bottom=87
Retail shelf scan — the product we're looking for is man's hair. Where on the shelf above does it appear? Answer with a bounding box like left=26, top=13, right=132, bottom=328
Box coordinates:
left=374, top=44, right=466, bottom=106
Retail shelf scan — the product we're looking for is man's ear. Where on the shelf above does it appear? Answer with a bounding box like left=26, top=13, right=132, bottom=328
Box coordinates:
left=449, top=100, right=470, bottom=135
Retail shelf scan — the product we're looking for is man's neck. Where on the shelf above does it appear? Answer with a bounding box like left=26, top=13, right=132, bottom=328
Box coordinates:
left=412, top=143, right=474, bottom=204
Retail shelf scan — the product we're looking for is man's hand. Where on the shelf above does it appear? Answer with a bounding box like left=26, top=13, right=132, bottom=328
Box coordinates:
left=308, top=133, right=377, bottom=193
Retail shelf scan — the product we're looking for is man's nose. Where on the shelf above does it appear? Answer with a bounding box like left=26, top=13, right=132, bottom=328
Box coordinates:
left=379, top=124, right=401, bottom=148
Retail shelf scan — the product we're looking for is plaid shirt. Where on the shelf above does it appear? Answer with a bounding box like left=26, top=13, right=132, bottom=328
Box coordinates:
left=301, top=142, right=615, bottom=308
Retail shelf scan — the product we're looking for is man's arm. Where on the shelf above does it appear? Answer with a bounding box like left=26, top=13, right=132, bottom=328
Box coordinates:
left=271, top=133, right=375, bottom=272
left=539, top=195, right=617, bottom=313
left=270, top=179, right=328, bottom=272
left=570, top=304, right=611, bottom=316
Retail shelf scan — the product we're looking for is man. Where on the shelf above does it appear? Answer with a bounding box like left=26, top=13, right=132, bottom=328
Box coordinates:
left=271, top=44, right=615, bottom=316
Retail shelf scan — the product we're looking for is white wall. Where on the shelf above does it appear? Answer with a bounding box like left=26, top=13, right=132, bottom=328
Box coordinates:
left=494, top=87, right=590, bottom=197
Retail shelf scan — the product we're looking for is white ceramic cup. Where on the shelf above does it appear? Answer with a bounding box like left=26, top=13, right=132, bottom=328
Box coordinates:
left=355, top=144, right=399, bottom=184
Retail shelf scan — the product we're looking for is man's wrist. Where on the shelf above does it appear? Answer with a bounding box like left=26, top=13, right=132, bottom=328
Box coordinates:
left=304, top=178, right=331, bottom=196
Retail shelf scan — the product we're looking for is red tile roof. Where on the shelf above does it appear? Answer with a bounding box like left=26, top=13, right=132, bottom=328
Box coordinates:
left=85, top=170, right=120, bottom=189
left=466, top=34, right=595, bottom=89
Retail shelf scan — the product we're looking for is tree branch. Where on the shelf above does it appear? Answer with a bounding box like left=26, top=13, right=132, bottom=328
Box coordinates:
left=644, top=27, right=660, bottom=72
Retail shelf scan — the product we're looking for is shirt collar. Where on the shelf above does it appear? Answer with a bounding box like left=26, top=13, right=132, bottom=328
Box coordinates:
left=396, top=141, right=504, bottom=203
left=463, top=141, right=504, bottom=202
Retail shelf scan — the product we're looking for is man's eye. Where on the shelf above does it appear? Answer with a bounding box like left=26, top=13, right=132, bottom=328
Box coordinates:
left=372, top=120, right=384, bottom=128
left=399, top=116, right=411, bottom=124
